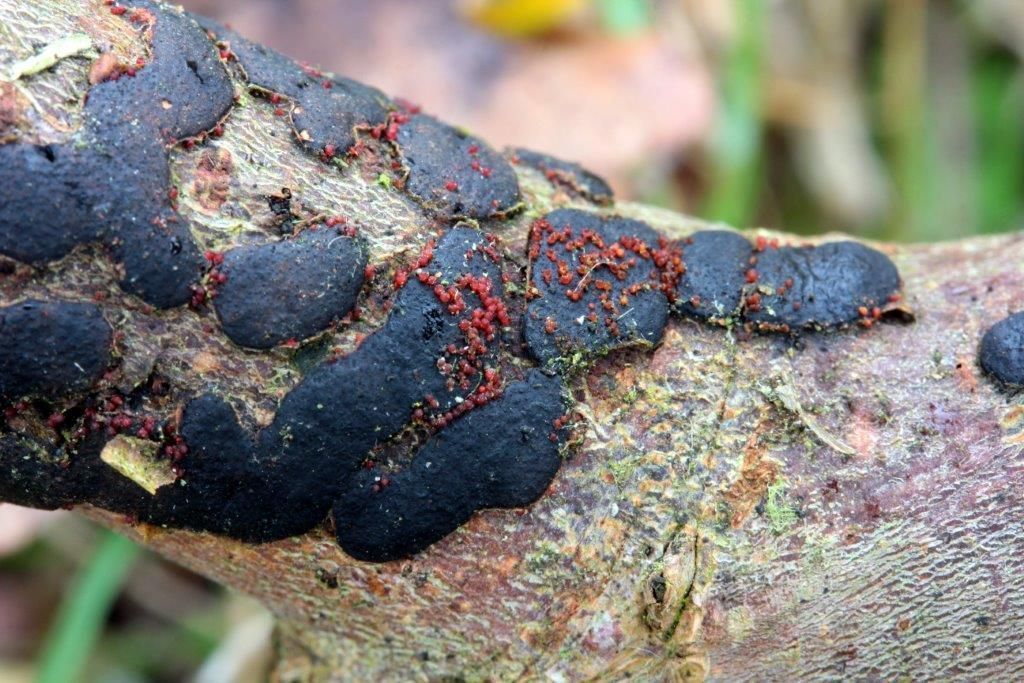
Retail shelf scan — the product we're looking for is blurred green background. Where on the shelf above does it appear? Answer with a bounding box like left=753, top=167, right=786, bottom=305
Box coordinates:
left=4, top=0, right=1024, bottom=680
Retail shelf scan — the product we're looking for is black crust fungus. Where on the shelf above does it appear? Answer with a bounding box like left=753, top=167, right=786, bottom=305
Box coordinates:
left=524, top=209, right=673, bottom=363
left=213, top=228, right=367, bottom=349
left=979, top=312, right=1024, bottom=387
left=86, top=1, right=234, bottom=142
left=293, top=78, right=390, bottom=156
left=673, top=230, right=752, bottom=320
left=0, top=431, right=149, bottom=512
left=195, top=18, right=390, bottom=156
left=142, top=226, right=510, bottom=541
left=397, top=114, right=521, bottom=219
left=511, top=148, right=613, bottom=204
left=333, top=369, right=566, bottom=562
left=743, top=242, right=900, bottom=330
left=0, top=1, right=234, bottom=307
left=144, top=392, right=334, bottom=541
left=0, top=300, right=112, bottom=401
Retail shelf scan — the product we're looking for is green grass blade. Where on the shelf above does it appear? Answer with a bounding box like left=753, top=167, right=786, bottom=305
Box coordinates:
left=701, top=0, right=766, bottom=228
left=877, top=1, right=941, bottom=242
left=972, top=51, right=1024, bottom=235
left=35, top=531, right=139, bottom=683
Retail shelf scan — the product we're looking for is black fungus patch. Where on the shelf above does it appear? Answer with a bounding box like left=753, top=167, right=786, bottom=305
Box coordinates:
left=144, top=392, right=332, bottom=540
left=195, top=18, right=390, bottom=156
left=980, top=312, right=1024, bottom=386
left=293, top=78, right=390, bottom=156
left=192, top=17, right=304, bottom=94
left=333, top=369, right=566, bottom=562
left=0, top=125, right=201, bottom=308
left=143, top=226, right=510, bottom=541
left=397, top=114, right=521, bottom=219
left=511, top=148, right=613, bottom=204
left=0, top=2, right=233, bottom=307
left=0, top=432, right=149, bottom=512
left=743, top=242, right=901, bottom=330
left=213, top=228, right=367, bottom=349
left=673, top=230, right=752, bottom=320
left=0, top=300, right=112, bottom=401
left=86, top=1, right=234, bottom=142
left=524, top=209, right=676, bottom=362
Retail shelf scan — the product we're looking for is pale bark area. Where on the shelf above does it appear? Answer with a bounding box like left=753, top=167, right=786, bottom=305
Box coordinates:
left=3, top=2, right=1023, bottom=681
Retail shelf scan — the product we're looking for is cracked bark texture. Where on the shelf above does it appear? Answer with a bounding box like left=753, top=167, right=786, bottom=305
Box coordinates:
left=2, top=2, right=1023, bottom=681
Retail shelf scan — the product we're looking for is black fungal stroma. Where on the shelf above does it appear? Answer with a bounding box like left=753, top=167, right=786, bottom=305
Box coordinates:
left=212, top=229, right=368, bottom=349
left=980, top=312, right=1024, bottom=386
left=0, top=1, right=906, bottom=563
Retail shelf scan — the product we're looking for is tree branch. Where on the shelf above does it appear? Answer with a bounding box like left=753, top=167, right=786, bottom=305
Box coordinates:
left=2, top=1, right=1022, bottom=680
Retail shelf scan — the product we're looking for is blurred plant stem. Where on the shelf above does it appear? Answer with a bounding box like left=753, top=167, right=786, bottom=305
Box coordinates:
left=701, top=0, right=765, bottom=228
left=35, top=531, right=138, bottom=683
left=973, top=49, right=1024, bottom=235
left=879, top=0, right=939, bottom=242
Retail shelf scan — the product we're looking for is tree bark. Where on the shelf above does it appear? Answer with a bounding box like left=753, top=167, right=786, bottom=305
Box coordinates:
left=2, top=2, right=1023, bottom=681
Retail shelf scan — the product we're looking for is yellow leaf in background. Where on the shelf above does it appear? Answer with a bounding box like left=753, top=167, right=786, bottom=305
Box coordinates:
left=460, top=0, right=587, bottom=38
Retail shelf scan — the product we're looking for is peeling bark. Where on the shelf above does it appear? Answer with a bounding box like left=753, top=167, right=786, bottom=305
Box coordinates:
left=1, top=2, right=1023, bottom=681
